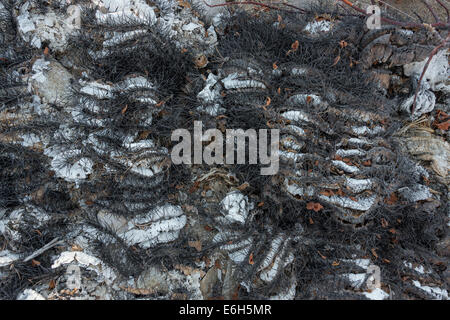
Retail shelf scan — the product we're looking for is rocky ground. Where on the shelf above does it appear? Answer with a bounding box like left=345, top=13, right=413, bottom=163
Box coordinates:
left=0, top=0, right=449, bottom=300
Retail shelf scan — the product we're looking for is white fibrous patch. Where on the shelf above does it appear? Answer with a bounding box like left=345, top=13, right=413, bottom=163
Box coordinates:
left=212, top=229, right=254, bottom=264
left=363, top=288, right=389, bottom=300
left=351, top=126, right=385, bottom=136
left=336, top=149, right=366, bottom=157
left=220, top=192, right=252, bottom=224
left=398, top=184, right=432, bottom=202
left=197, top=73, right=222, bottom=104
left=288, top=94, right=323, bottom=107
left=344, top=273, right=366, bottom=288
left=51, top=251, right=117, bottom=285
left=331, top=160, right=359, bottom=173
left=285, top=125, right=306, bottom=136
left=157, top=8, right=217, bottom=55
left=222, top=73, right=266, bottom=90
left=346, top=137, right=373, bottom=146
left=30, top=59, right=74, bottom=106
left=0, top=250, right=20, bottom=267
left=44, top=147, right=93, bottom=181
left=403, top=262, right=431, bottom=275
left=80, top=81, right=114, bottom=99
left=400, top=87, right=436, bottom=118
left=284, top=179, right=305, bottom=197
left=119, top=205, right=186, bottom=249
left=412, top=281, right=448, bottom=300
left=20, top=133, right=41, bottom=147
left=17, top=289, right=46, bottom=300
left=281, top=137, right=304, bottom=151
left=102, top=30, right=147, bottom=47
left=95, top=0, right=157, bottom=26
left=17, top=3, right=81, bottom=51
left=258, top=235, right=294, bottom=283
left=343, top=258, right=371, bottom=269
left=278, top=150, right=305, bottom=162
left=344, top=177, right=373, bottom=193
left=291, top=67, right=309, bottom=76
left=404, top=50, right=450, bottom=93
left=318, top=194, right=376, bottom=211
left=303, top=20, right=333, bottom=34
left=281, top=110, right=314, bottom=123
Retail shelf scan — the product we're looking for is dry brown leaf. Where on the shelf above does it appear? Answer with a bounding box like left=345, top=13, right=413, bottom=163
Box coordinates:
left=249, top=253, right=255, bottom=265
left=48, top=279, right=56, bottom=290
left=371, top=248, right=378, bottom=259
left=71, top=244, right=83, bottom=252
left=237, top=182, right=250, bottom=191
left=188, top=240, right=202, bottom=252
left=31, top=259, right=41, bottom=267
left=385, top=192, right=398, bottom=205
left=332, top=55, right=341, bottom=66
left=306, top=202, right=324, bottom=212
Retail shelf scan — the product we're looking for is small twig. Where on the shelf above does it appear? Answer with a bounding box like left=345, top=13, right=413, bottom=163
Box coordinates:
left=23, top=237, right=64, bottom=262
left=411, top=33, right=450, bottom=115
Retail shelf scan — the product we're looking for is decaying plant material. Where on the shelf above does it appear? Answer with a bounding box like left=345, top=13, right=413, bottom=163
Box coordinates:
left=0, top=0, right=448, bottom=300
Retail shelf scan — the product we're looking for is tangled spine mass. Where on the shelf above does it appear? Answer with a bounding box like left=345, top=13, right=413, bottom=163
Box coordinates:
left=0, top=2, right=448, bottom=300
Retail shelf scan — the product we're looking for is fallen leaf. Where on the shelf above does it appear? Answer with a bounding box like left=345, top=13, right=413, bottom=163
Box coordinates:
left=43, top=47, right=49, bottom=55
left=385, top=192, right=398, bottom=205
left=194, top=55, right=208, bottom=68
left=121, top=105, right=128, bottom=114
left=371, top=248, right=378, bottom=259
left=362, top=160, right=372, bottom=166
left=177, top=0, right=191, bottom=9
left=318, top=251, right=327, bottom=260
left=257, top=202, right=264, bottom=207
left=249, top=253, right=254, bottom=265
left=237, top=182, right=250, bottom=191
left=48, top=279, right=56, bottom=290
left=31, top=259, right=41, bottom=267
left=332, top=261, right=340, bottom=266
left=339, top=40, right=348, bottom=48
left=383, top=258, right=391, bottom=264
left=381, top=218, right=389, bottom=228
left=332, top=55, right=341, bottom=66
left=307, top=202, right=324, bottom=212
left=273, top=62, right=278, bottom=70
left=188, top=240, right=202, bottom=252
left=309, top=217, right=314, bottom=224
left=319, top=190, right=334, bottom=197
left=435, top=120, right=450, bottom=131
